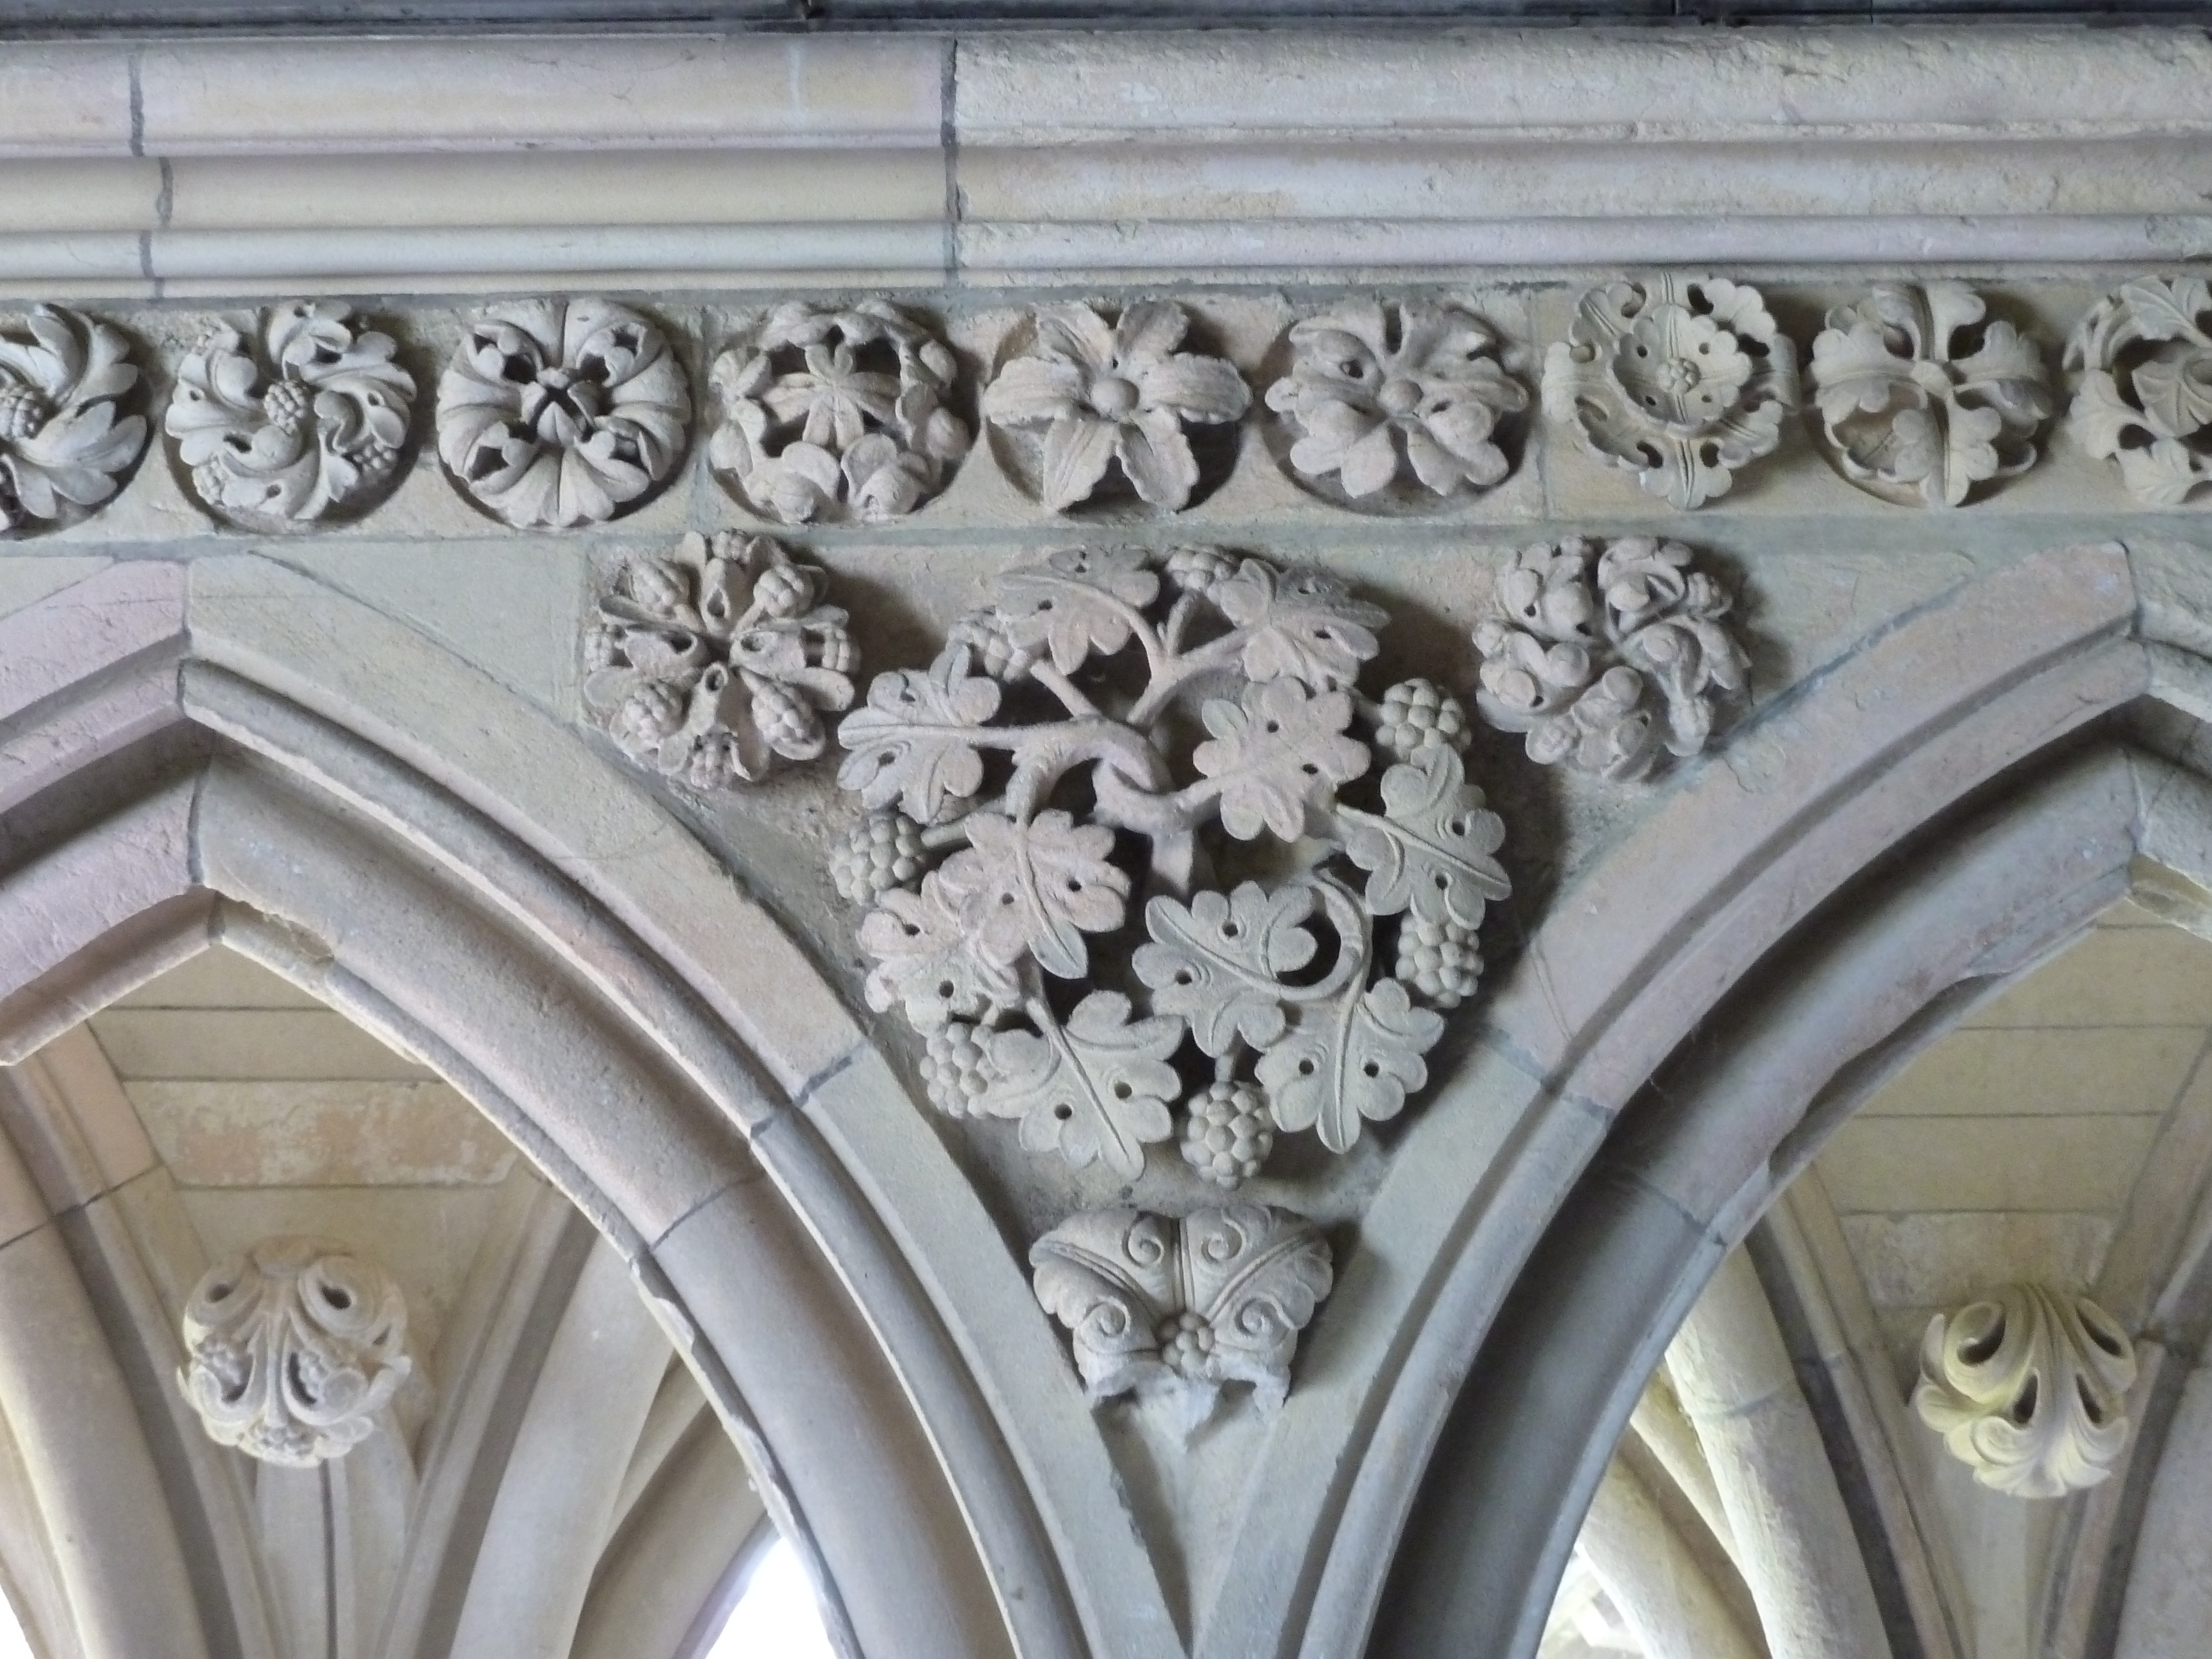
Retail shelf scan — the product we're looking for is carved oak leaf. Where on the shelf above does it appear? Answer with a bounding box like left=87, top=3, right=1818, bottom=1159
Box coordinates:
left=837, top=647, right=1001, bottom=824
left=859, top=875, right=1022, bottom=1027
left=984, top=992, right=1183, bottom=1177
left=1133, top=881, right=1320, bottom=1056
left=1211, top=559, right=1387, bottom=692
left=1258, top=965, right=1443, bottom=1152
left=1338, top=747, right=1510, bottom=929
left=994, top=546, right=1162, bottom=676
left=935, top=810, right=1130, bottom=979
left=1192, top=678, right=1369, bottom=842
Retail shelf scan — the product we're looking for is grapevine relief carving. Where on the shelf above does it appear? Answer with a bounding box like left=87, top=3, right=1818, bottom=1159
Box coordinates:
left=1264, top=298, right=1527, bottom=508
left=1472, top=536, right=1748, bottom=781
left=179, top=1237, right=413, bottom=1468
left=437, top=297, right=691, bottom=528
left=1913, top=1285, right=2137, bottom=1499
left=2067, top=276, right=2212, bottom=506
left=1544, top=275, right=1799, bottom=509
left=1030, top=1204, right=1332, bottom=1434
left=709, top=300, right=971, bottom=524
left=1809, top=283, right=2050, bottom=508
left=0, top=304, right=147, bottom=536
left=980, top=301, right=1250, bottom=513
left=166, top=301, right=416, bottom=528
left=585, top=530, right=857, bottom=787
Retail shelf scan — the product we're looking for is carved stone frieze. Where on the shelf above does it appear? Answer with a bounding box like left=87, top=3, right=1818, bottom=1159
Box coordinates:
left=1809, top=283, right=2051, bottom=508
left=709, top=300, right=971, bottom=524
left=584, top=531, right=857, bottom=788
left=1912, top=1284, right=2137, bottom=1499
left=0, top=304, right=146, bottom=537
left=437, top=296, right=691, bottom=528
left=834, top=545, right=1507, bottom=1177
left=1263, top=299, right=1527, bottom=508
left=1544, top=275, right=1799, bottom=509
left=2067, top=276, right=2212, bottom=507
left=167, top=301, right=416, bottom=529
left=1030, top=1203, right=1332, bottom=1432
left=981, top=301, right=1250, bottom=513
left=179, top=1237, right=413, bottom=1468
left=1472, top=536, right=1748, bottom=781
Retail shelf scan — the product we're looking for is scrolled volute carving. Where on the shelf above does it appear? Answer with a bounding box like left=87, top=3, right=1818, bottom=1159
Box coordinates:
left=437, top=296, right=691, bottom=528
left=1913, top=1285, right=2137, bottom=1499
left=0, top=304, right=147, bottom=536
left=167, top=301, right=416, bottom=528
left=710, top=300, right=970, bottom=524
left=1264, top=298, right=1527, bottom=507
left=585, top=530, right=856, bottom=788
left=178, top=1237, right=411, bottom=1468
left=982, top=301, right=1250, bottom=513
left=2067, top=276, right=2212, bottom=506
left=1030, top=1203, right=1332, bottom=1433
left=833, top=544, right=1507, bottom=1181
left=1472, top=536, right=1747, bottom=781
left=1544, top=275, right=1799, bottom=509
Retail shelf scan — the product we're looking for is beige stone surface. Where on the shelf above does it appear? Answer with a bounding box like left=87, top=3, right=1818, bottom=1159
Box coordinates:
left=131, top=1081, right=515, bottom=1188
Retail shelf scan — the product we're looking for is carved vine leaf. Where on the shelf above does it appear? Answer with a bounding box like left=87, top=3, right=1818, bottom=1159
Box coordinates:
left=994, top=546, right=1163, bottom=675
left=1256, top=968, right=1444, bottom=1153
left=2065, top=278, right=2212, bottom=506
left=1029, top=1204, right=1333, bottom=1433
left=936, top=810, right=1130, bottom=980
left=0, top=305, right=148, bottom=536
left=1338, top=747, right=1510, bottom=928
left=1134, top=882, right=1321, bottom=1056
left=836, top=648, right=1002, bottom=823
left=1211, top=559, right=1388, bottom=692
left=984, top=992, right=1185, bottom=1178
left=1192, top=678, right=1369, bottom=842
left=859, top=875, right=1023, bottom=1027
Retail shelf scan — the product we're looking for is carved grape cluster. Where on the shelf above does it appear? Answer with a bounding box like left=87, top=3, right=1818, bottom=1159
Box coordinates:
left=834, top=543, right=1508, bottom=1185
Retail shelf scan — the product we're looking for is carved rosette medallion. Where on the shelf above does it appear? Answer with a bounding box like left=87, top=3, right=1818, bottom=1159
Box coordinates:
left=1809, top=283, right=2051, bottom=508
left=178, top=1237, right=412, bottom=1468
left=1030, top=1204, right=1333, bottom=1434
left=166, top=301, right=416, bottom=529
left=833, top=545, right=1507, bottom=1181
left=1264, top=298, right=1527, bottom=509
left=1472, top=536, right=1748, bottom=782
left=584, top=531, right=857, bottom=788
left=709, top=300, right=971, bottom=524
left=1913, top=1285, right=2137, bottom=1499
left=0, top=304, right=147, bottom=537
left=1544, top=275, right=1799, bottom=509
left=437, top=297, right=691, bottom=529
left=981, top=301, right=1250, bottom=513
left=2067, top=277, right=2212, bottom=506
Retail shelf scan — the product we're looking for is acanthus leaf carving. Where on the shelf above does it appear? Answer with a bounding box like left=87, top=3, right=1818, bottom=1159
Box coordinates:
left=179, top=1237, right=413, bottom=1469
left=1029, top=1204, right=1333, bottom=1435
left=1912, top=1284, right=2138, bottom=1499
left=166, top=300, right=416, bottom=528
left=1543, top=275, right=1799, bottom=509
left=2065, top=276, right=2212, bottom=506
left=0, top=304, right=147, bottom=536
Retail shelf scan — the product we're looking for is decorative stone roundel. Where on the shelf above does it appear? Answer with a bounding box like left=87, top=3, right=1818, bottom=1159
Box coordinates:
left=179, top=1238, right=413, bottom=1468
left=436, top=297, right=691, bottom=529
left=166, top=301, right=416, bottom=529
left=1912, top=1284, right=2137, bottom=1499
left=833, top=544, right=1507, bottom=1178
left=1543, top=275, right=1799, bottom=510
left=709, top=300, right=971, bottom=524
left=0, top=304, right=147, bottom=538
left=1809, top=283, right=2051, bottom=508
left=1472, top=536, right=1749, bottom=781
left=584, top=531, right=857, bottom=789
left=2067, top=276, right=2212, bottom=507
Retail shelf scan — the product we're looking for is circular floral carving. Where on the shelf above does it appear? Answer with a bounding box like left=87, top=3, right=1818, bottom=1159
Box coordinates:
left=583, top=530, right=857, bottom=788
left=179, top=1237, right=411, bottom=1468
left=1472, top=536, right=1749, bottom=781
left=1263, top=299, right=1528, bottom=510
left=166, top=300, right=416, bottom=529
left=1810, top=283, right=2051, bottom=508
left=709, top=300, right=971, bottom=524
left=437, top=297, right=691, bottom=529
left=2066, top=276, right=2212, bottom=507
left=0, top=305, right=147, bottom=538
left=980, top=301, right=1250, bottom=514
left=1543, top=275, right=1799, bottom=510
